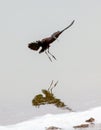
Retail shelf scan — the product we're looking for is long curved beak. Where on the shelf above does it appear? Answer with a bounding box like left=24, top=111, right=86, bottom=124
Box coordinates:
left=60, top=20, right=75, bottom=33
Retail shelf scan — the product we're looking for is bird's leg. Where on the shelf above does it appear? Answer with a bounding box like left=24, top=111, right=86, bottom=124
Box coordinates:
left=48, top=48, right=56, bottom=60
left=48, top=80, right=54, bottom=91
left=50, top=81, right=58, bottom=93
left=45, top=51, right=52, bottom=62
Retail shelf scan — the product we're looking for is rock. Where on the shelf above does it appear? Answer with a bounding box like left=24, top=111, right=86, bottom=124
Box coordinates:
left=46, top=126, right=62, bottom=130
left=85, top=117, right=95, bottom=123
left=73, top=124, right=89, bottom=129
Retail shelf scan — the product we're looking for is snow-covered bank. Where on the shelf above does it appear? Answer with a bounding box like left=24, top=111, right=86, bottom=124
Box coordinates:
left=1, top=106, right=101, bottom=130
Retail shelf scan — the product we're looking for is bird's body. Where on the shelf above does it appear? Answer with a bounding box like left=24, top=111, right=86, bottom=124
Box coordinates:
left=28, top=20, right=75, bottom=61
left=28, top=30, right=61, bottom=53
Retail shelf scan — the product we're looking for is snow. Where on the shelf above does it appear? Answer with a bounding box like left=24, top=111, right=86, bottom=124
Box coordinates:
left=0, top=106, right=101, bottom=130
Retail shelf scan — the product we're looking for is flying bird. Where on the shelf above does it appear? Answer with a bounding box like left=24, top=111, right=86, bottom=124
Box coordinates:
left=28, top=20, right=75, bottom=61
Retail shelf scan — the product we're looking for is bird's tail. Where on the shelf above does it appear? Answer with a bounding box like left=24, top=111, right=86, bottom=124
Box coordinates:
left=28, top=42, right=40, bottom=51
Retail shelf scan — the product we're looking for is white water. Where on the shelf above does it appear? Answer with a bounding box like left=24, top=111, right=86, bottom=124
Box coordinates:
left=0, top=106, right=101, bottom=130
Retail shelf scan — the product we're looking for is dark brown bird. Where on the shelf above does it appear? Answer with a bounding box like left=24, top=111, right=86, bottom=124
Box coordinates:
left=28, top=20, right=75, bottom=61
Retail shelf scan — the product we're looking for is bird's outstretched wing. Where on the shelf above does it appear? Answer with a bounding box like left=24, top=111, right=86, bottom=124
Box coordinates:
left=28, top=42, right=40, bottom=51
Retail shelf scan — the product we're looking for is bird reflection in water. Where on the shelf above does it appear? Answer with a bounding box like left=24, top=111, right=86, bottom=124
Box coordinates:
left=32, top=81, right=73, bottom=111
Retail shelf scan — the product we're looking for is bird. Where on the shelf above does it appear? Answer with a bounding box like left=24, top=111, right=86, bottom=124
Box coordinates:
left=28, top=20, right=75, bottom=61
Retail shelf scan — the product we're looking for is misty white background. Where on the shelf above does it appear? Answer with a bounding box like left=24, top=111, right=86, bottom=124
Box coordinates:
left=0, top=0, right=101, bottom=125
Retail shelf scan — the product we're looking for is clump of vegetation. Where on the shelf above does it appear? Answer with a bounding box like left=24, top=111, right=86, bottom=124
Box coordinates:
left=32, top=81, right=73, bottom=111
